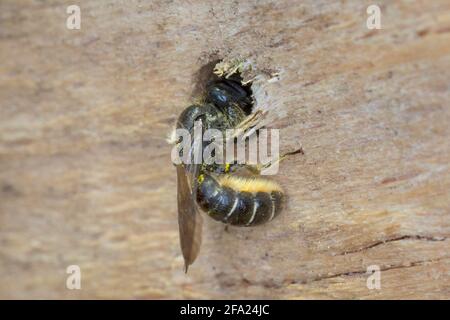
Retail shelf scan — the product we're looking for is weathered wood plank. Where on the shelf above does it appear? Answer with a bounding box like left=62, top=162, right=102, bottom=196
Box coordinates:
left=0, top=0, right=449, bottom=299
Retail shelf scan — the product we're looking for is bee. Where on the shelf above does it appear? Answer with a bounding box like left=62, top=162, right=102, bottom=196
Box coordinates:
left=173, top=73, right=285, bottom=272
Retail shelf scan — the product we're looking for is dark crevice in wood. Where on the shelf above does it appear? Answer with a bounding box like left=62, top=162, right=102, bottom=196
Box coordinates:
left=337, top=234, right=448, bottom=256
left=305, top=256, right=450, bottom=284
left=216, top=257, right=450, bottom=289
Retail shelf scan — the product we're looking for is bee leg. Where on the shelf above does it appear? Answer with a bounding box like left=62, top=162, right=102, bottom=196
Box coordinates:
left=258, top=147, right=304, bottom=171
left=232, top=110, right=266, bottom=139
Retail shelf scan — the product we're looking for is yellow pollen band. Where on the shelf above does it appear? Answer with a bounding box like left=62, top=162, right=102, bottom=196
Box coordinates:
left=218, top=175, right=283, bottom=193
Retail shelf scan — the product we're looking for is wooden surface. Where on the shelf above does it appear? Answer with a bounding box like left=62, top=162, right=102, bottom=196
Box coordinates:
left=1, top=0, right=449, bottom=299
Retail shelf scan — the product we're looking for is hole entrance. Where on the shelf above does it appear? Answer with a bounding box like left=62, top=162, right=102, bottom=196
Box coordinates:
left=192, top=59, right=254, bottom=116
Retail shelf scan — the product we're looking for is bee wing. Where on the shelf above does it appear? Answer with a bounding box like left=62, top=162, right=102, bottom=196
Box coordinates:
left=177, top=164, right=203, bottom=273
left=176, top=118, right=204, bottom=273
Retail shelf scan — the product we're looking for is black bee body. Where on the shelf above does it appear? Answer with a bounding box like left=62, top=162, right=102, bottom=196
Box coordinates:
left=177, top=78, right=250, bottom=133
left=176, top=78, right=249, bottom=175
left=176, top=78, right=284, bottom=227
left=197, top=173, right=283, bottom=226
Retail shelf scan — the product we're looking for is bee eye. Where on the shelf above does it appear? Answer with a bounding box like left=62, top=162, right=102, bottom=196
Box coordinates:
left=207, top=87, right=229, bottom=108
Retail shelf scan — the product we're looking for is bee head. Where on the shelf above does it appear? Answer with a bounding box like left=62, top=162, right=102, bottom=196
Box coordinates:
left=206, top=79, right=252, bottom=115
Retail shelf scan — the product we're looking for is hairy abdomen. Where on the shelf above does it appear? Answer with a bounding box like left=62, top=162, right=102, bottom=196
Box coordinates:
left=196, top=173, right=284, bottom=226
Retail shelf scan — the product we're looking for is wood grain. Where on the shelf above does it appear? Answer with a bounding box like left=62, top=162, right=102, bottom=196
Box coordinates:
left=0, top=0, right=449, bottom=299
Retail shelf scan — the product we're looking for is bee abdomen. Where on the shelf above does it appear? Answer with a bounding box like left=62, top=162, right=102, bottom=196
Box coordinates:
left=196, top=173, right=283, bottom=226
